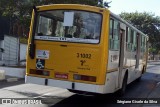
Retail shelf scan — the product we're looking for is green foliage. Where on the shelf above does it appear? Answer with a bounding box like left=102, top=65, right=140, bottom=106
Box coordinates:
left=120, top=12, right=160, bottom=53
left=149, top=47, right=156, bottom=53
left=40, top=0, right=98, bottom=6
left=20, top=37, right=28, bottom=44
left=0, top=0, right=99, bottom=37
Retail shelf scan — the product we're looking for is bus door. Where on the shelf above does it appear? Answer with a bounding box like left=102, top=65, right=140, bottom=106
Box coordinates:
left=117, top=26, right=125, bottom=88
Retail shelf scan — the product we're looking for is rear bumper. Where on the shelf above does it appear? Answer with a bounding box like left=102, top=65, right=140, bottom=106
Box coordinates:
left=25, top=75, right=105, bottom=94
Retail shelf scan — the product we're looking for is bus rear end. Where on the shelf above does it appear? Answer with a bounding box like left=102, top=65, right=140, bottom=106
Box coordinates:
left=26, top=4, right=109, bottom=94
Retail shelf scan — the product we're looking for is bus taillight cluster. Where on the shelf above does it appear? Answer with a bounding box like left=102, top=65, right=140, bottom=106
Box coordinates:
left=29, top=69, right=50, bottom=76
left=73, top=74, right=96, bottom=82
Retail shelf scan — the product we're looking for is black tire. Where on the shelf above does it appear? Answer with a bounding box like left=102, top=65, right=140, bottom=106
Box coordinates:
left=118, top=73, right=128, bottom=96
left=136, top=66, right=145, bottom=82
left=136, top=75, right=142, bottom=82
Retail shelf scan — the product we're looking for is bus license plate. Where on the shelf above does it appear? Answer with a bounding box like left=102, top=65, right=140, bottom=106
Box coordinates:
left=55, top=73, right=68, bottom=79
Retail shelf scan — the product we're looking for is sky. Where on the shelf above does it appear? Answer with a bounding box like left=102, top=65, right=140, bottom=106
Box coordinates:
left=104, top=0, right=160, bottom=16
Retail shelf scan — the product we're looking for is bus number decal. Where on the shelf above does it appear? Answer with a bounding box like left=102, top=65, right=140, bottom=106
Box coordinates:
left=77, top=53, right=91, bottom=59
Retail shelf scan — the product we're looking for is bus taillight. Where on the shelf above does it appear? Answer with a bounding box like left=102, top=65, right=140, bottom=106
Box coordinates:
left=30, top=69, right=50, bottom=76
left=74, top=74, right=96, bottom=82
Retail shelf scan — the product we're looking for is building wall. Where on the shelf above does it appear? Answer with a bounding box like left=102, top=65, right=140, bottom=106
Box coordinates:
left=20, top=43, right=27, bottom=60
left=3, top=35, right=19, bottom=65
left=0, top=35, right=28, bottom=66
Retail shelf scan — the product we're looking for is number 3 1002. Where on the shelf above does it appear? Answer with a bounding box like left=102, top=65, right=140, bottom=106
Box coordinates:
left=77, top=53, right=91, bottom=59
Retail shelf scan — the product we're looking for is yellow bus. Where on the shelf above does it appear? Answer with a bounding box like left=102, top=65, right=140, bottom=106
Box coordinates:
left=25, top=4, right=149, bottom=95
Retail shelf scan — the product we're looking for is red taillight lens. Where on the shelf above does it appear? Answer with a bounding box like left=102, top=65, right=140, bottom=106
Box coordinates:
left=74, top=74, right=96, bottom=82
left=30, top=69, right=50, bottom=76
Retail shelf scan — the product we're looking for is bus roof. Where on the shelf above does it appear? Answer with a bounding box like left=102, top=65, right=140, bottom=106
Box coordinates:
left=36, top=4, right=106, bottom=12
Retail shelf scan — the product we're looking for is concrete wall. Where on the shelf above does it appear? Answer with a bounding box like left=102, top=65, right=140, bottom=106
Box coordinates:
left=0, top=67, right=25, bottom=78
left=3, top=35, right=19, bottom=65
left=0, top=35, right=27, bottom=66
left=20, top=43, right=27, bottom=60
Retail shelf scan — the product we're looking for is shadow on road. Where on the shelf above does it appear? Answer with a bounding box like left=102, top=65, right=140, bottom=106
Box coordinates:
left=0, top=78, right=25, bottom=89
left=51, top=72, right=160, bottom=107
left=51, top=94, right=120, bottom=107
left=50, top=81, right=141, bottom=107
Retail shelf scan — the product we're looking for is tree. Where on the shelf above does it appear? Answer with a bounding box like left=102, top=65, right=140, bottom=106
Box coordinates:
left=0, top=0, right=30, bottom=37
left=0, top=0, right=99, bottom=38
left=120, top=12, right=160, bottom=53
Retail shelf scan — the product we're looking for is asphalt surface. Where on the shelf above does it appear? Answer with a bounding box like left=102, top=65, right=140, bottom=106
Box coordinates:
left=0, top=61, right=160, bottom=107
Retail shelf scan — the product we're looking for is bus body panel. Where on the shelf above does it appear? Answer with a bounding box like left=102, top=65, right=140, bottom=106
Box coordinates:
left=26, top=71, right=119, bottom=94
left=26, top=5, right=110, bottom=88
left=27, top=41, right=106, bottom=84
left=26, top=4, right=148, bottom=94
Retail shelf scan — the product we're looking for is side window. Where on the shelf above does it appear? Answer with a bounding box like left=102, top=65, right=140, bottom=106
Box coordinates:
left=130, top=29, right=134, bottom=44
left=126, top=28, right=136, bottom=52
left=132, top=31, right=137, bottom=52
left=109, top=19, right=114, bottom=38
left=109, top=18, right=120, bottom=50
left=130, top=30, right=137, bottom=52
left=126, top=27, right=128, bottom=43
left=109, top=18, right=114, bottom=49
left=126, top=27, right=128, bottom=50
left=113, top=21, right=119, bottom=40
left=113, top=21, right=120, bottom=50
left=141, top=35, right=143, bottom=46
left=141, top=36, right=145, bottom=52
left=126, top=28, right=131, bottom=51
left=144, top=37, right=147, bottom=52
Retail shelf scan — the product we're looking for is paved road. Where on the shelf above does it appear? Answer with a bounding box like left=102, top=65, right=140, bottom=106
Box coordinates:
left=0, top=61, right=160, bottom=107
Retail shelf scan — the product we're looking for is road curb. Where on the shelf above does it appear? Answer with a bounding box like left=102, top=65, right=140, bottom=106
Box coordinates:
left=7, top=78, right=18, bottom=82
left=0, top=76, right=24, bottom=83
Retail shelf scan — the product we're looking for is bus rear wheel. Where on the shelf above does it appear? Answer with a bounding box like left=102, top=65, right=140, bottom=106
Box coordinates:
left=136, top=66, right=145, bottom=82
left=118, top=73, right=128, bottom=96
